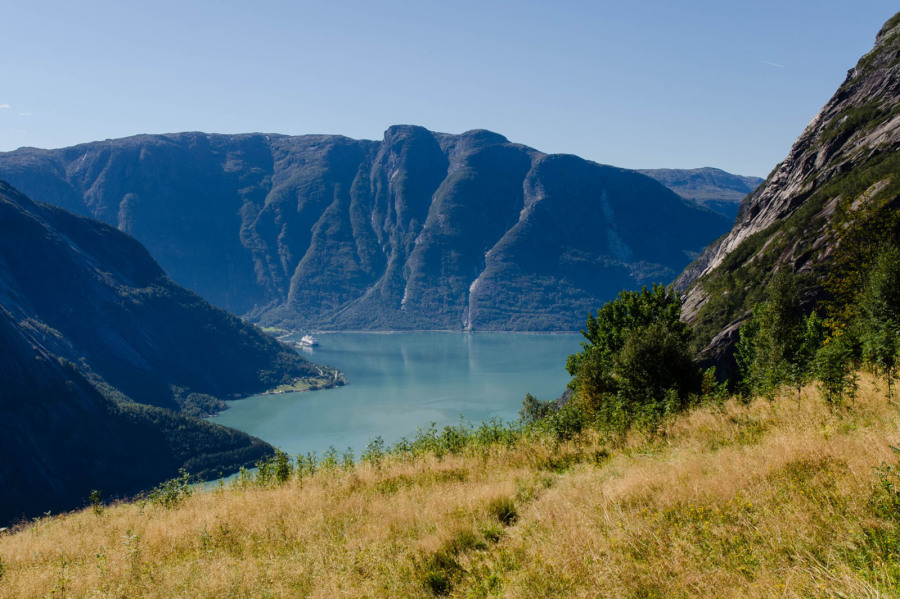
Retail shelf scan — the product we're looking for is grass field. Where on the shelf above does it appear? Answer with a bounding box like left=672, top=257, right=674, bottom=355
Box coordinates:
left=2, top=375, right=900, bottom=598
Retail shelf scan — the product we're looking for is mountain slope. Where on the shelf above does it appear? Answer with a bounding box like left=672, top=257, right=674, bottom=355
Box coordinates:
left=0, top=128, right=731, bottom=330
left=0, top=180, right=322, bottom=414
left=0, top=180, right=337, bottom=523
left=0, top=301, right=272, bottom=525
left=677, top=12, right=900, bottom=370
left=638, top=167, right=763, bottom=220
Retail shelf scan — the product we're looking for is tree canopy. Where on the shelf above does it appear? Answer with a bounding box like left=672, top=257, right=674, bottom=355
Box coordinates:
left=566, top=284, right=698, bottom=429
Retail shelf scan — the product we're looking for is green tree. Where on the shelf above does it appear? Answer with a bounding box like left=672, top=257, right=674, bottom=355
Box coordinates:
left=566, top=284, right=697, bottom=429
left=736, top=270, right=823, bottom=398
left=858, top=246, right=900, bottom=395
left=816, top=332, right=858, bottom=404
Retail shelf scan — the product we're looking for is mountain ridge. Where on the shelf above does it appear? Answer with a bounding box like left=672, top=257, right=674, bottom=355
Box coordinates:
left=676, top=11, right=900, bottom=372
left=0, top=127, right=732, bottom=331
left=638, top=167, right=763, bottom=220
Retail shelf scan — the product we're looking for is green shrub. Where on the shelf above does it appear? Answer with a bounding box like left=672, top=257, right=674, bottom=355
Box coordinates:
left=518, top=393, right=556, bottom=425
left=567, top=284, right=698, bottom=430
left=89, top=490, right=103, bottom=516
left=145, top=469, right=192, bottom=509
left=361, top=436, right=386, bottom=465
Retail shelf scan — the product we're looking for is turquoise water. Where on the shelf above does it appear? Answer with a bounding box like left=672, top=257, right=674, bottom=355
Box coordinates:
left=213, top=332, right=582, bottom=457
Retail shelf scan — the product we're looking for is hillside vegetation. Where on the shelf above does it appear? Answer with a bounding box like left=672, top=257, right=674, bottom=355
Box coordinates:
left=678, top=12, right=900, bottom=373
left=1, top=375, right=899, bottom=598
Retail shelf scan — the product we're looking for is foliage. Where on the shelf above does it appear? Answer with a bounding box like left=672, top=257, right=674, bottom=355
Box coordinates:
left=255, top=449, right=294, bottom=487
left=361, top=436, right=386, bottom=465
left=143, top=469, right=192, bottom=509
left=566, top=284, right=698, bottom=429
left=699, top=367, right=729, bottom=404
left=89, top=490, right=103, bottom=516
left=736, top=271, right=826, bottom=398
left=518, top=393, right=556, bottom=425
left=858, top=246, right=900, bottom=395
left=874, top=446, right=900, bottom=520
left=815, top=332, right=859, bottom=404
left=531, top=401, right=588, bottom=441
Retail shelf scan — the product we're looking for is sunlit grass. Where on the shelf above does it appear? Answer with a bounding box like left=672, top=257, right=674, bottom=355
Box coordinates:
left=2, top=375, right=900, bottom=597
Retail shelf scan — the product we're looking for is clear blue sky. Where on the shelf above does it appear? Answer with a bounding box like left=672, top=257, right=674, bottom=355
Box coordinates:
left=1, top=1, right=896, bottom=176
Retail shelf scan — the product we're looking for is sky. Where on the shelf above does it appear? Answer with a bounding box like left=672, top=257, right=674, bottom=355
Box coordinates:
left=1, top=1, right=897, bottom=176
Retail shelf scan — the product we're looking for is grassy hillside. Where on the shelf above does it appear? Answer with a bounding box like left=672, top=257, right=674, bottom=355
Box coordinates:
left=2, top=376, right=899, bottom=598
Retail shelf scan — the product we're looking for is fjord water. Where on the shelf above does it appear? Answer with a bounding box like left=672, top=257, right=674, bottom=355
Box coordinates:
left=214, top=332, right=581, bottom=456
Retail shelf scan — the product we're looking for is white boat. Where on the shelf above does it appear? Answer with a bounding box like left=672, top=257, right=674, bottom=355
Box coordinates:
left=300, top=334, right=320, bottom=347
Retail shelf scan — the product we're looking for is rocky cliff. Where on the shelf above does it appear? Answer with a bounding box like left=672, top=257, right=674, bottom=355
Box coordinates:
left=0, top=127, right=731, bottom=330
left=677, top=12, right=900, bottom=368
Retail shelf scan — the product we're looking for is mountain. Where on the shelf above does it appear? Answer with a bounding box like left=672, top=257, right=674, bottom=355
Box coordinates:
left=676, top=12, right=900, bottom=372
left=0, top=180, right=331, bottom=523
left=638, top=167, right=764, bottom=220
left=0, top=128, right=731, bottom=331
left=0, top=306, right=272, bottom=524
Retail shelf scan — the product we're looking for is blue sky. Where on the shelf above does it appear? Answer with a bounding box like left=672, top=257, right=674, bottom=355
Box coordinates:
left=1, top=1, right=896, bottom=176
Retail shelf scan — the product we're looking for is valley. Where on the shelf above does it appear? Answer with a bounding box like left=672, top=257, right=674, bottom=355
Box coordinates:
left=2, top=6, right=900, bottom=598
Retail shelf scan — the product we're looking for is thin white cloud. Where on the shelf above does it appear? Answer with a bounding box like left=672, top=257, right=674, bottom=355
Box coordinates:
left=0, top=104, right=9, bottom=109
left=18, top=112, right=32, bottom=117
left=761, top=60, right=786, bottom=68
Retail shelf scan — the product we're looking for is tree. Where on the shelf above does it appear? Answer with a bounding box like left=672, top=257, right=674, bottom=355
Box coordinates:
left=518, top=393, right=556, bottom=425
left=566, top=284, right=697, bottom=428
left=858, top=245, right=900, bottom=395
left=736, top=269, right=823, bottom=398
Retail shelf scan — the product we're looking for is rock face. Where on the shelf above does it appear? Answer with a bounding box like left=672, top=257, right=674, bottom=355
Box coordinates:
left=676, top=12, right=900, bottom=369
left=0, top=180, right=324, bottom=523
left=638, top=167, right=763, bottom=220
left=0, top=127, right=731, bottom=330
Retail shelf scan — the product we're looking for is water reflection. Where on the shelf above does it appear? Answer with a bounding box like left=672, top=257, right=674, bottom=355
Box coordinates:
left=214, top=332, right=580, bottom=457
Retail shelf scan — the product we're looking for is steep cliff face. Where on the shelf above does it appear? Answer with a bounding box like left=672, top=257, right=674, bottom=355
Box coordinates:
left=677, top=12, right=900, bottom=367
left=0, top=127, right=731, bottom=330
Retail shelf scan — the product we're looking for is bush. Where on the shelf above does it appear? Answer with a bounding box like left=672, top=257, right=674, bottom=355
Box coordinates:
left=362, top=436, right=386, bottom=465
left=566, top=284, right=698, bottom=429
left=518, top=393, right=556, bottom=425
left=144, top=469, right=192, bottom=509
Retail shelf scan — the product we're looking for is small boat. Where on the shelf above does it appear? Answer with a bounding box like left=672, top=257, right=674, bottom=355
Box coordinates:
left=300, top=334, right=320, bottom=347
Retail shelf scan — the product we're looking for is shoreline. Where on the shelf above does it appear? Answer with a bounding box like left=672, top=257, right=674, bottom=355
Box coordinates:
left=271, top=329, right=582, bottom=336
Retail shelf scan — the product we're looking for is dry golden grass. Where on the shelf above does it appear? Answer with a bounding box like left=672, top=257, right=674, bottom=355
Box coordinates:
left=2, top=375, right=900, bottom=598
